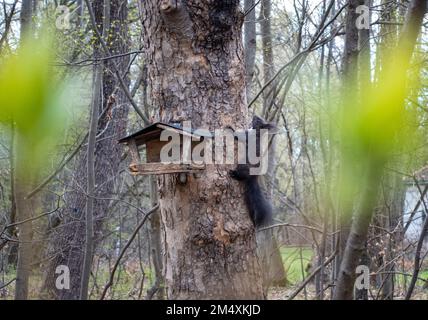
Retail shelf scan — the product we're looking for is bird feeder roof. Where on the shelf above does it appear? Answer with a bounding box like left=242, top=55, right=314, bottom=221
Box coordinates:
left=118, top=122, right=213, bottom=145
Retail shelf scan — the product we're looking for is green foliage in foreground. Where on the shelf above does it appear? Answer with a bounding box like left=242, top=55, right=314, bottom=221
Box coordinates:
left=0, top=32, right=71, bottom=174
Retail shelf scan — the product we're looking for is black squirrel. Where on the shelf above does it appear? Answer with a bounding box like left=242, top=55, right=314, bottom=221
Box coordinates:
left=229, top=116, right=276, bottom=228
left=229, top=164, right=273, bottom=228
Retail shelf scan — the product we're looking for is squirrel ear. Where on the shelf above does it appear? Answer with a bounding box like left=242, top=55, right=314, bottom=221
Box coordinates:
left=252, top=115, right=279, bottom=134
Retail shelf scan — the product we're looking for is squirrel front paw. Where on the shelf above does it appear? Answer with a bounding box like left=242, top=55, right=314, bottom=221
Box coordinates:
left=229, top=169, right=239, bottom=180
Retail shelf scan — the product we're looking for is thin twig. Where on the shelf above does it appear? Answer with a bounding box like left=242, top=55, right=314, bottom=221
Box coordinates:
left=0, top=278, right=16, bottom=290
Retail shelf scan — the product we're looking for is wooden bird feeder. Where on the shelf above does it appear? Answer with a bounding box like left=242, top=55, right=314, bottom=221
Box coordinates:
left=118, top=122, right=209, bottom=175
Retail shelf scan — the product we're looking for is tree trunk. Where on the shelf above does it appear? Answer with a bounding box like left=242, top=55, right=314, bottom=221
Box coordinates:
left=260, top=0, right=275, bottom=115
left=6, top=124, right=18, bottom=269
left=353, top=0, right=371, bottom=300
left=140, top=0, right=263, bottom=299
left=358, top=0, right=371, bottom=88
left=79, top=50, right=103, bottom=301
left=334, top=0, right=363, bottom=286
left=14, top=0, right=33, bottom=300
left=14, top=137, right=34, bottom=300
left=257, top=0, right=287, bottom=290
left=257, top=140, right=287, bottom=290
left=146, top=176, right=165, bottom=299
left=41, top=0, right=130, bottom=299
left=374, top=0, right=398, bottom=83
left=244, top=0, right=256, bottom=101
left=19, top=0, right=32, bottom=37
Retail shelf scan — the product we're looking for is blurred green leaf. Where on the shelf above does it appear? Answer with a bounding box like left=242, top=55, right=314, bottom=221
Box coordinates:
left=0, top=33, right=68, bottom=172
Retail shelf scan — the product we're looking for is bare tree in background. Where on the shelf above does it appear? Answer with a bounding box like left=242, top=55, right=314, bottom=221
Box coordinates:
left=244, top=0, right=257, bottom=100
left=334, top=0, right=427, bottom=300
left=41, top=0, right=130, bottom=299
left=14, top=0, right=34, bottom=300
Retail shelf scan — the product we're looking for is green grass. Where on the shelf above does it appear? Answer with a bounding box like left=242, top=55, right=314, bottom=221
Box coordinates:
left=280, top=246, right=314, bottom=285
left=417, top=270, right=428, bottom=287
left=419, top=270, right=428, bottom=278
left=392, top=268, right=428, bottom=290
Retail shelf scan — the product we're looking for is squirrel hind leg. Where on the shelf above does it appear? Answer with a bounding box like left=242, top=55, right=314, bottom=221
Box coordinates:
left=253, top=201, right=273, bottom=228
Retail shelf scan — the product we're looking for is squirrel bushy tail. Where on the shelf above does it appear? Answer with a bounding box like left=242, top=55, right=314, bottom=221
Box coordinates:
left=229, top=164, right=273, bottom=228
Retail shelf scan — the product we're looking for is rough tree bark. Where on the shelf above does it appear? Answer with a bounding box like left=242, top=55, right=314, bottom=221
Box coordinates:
left=140, top=0, right=263, bottom=299
left=146, top=176, right=165, bottom=299
left=41, top=0, right=130, bottom=299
